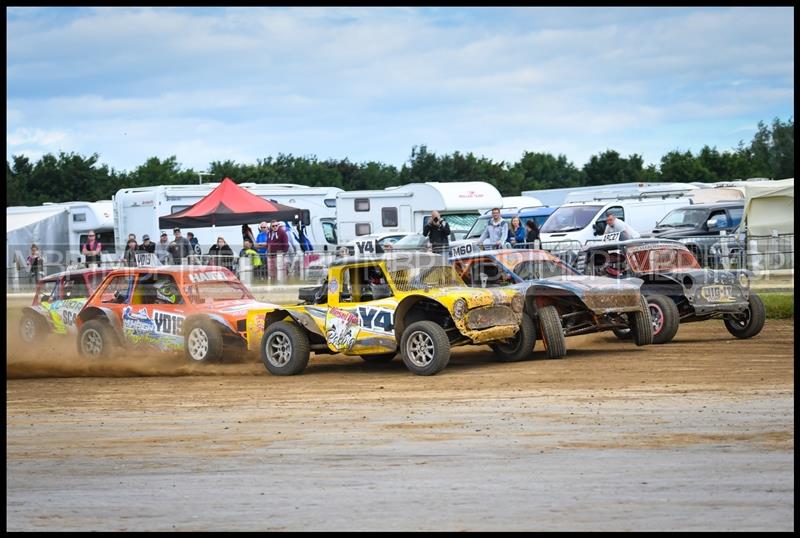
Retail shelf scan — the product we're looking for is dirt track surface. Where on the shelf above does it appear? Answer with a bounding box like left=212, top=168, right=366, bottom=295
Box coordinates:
left=6, top=319, right=795, bottom=531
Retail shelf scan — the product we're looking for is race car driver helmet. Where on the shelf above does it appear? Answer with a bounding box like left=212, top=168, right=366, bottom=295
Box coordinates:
left=604, top=251, right=623, bottom=277
left=155, top=278, right=179, bottom=304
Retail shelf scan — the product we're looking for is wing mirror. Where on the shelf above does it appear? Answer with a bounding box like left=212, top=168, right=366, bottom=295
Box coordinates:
left=594, top=221, right=605, bottom=236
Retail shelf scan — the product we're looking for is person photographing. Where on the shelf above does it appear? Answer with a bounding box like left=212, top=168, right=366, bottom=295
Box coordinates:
left=422, top=210, right=451, bottom=254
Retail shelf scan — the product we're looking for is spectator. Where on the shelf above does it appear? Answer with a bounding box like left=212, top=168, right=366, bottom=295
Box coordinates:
left=255, top=221, right=270, bottom=280
left=123, top=238, right=138, bottom=267
left=294, top=215, right=312, bottom=253
left=155, top=232, right=170, bottom=264
left=124, top=236, right=138, bottom=260
left=604, top=212, right=640, bottom=241
left=187, top=232, right=202, bottom=256
left=267, top=220, right=290, bottom=280
left=422, top=210, right=452, bottom=255
left=525, top=219, right=541, bottom=249
left=27, top=244, right=45, bottom=283
left=242, top=224, right=256, bottom=246
left=239, top=238, right=263, bottom=276
left=138, top=234, right=156, bottom=254
left=509, top=216, right=525, bottom=248
left=209, top=236, right=235, bottom=271
left=82, top=230, right=102, bottom=267
left=284, top=221, right=302, bottom=275
left=169, top=228, right=192, bottom=264
left=479, top=208, right=508, bottom=250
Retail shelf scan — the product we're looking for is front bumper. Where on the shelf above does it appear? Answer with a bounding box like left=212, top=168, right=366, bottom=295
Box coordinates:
left=460, top=304, right=521, bottom=344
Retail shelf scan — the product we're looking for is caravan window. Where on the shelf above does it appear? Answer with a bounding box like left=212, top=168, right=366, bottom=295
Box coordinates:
left=354, top=198, right=370, bottom=212
left=382, top=207, right=398, bottom=227
left=355, top=223, right=372, bottom=236
left=171, top=205, right=191, bottom=214
left=72, top=213, right=86, bottom=222
left=324, top=199, right=337, bottom=208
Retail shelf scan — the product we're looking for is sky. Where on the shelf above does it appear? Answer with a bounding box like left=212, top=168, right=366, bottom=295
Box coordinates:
left=6, top=6, right=795, bottom=173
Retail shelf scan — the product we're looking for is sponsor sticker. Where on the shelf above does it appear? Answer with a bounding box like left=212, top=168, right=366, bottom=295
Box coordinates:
left=188, top=271, right=228, bottom=283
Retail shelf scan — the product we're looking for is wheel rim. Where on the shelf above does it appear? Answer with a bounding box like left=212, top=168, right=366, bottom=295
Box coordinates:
left=21, top=318, right=37, bottom=342
left=406, top=330, right=435, bottom=368
left=265, top=332, right=292, bottom=367
left=187, top=328, right=209, bottom=361
left=81, top=328, right=103, bottom=357
left=648, top=303, right=664, bottom=335
left=730, top=308, right=751, bottom=328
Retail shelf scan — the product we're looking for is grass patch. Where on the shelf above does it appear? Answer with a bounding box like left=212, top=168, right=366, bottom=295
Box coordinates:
left=760, top=293, right=794, bottom=319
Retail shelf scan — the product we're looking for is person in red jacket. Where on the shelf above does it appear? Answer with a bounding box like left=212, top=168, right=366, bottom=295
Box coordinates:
left=266, top=220, right=289, bottom=279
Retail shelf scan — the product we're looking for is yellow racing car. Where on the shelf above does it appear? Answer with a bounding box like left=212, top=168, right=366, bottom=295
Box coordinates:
left=246, top=253, right=525, bottom=376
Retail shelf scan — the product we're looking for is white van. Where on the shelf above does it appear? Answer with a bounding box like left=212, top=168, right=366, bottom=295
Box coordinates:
left=335, top=181, right=503, bottom=245
left=539, top=194, right=694, bottom=251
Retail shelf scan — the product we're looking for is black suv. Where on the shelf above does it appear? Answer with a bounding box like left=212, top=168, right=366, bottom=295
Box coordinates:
left=649, top=201, right=744, bottom=267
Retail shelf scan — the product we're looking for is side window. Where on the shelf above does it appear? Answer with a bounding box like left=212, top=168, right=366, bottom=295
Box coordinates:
left=382, top=207, right=398, bottom=227
left=354, top=198, right=370, bottom=212
left=707, top=210, right=728, bottom=229
left=40, top=279, right=61, bottom=302
left=65, top=276, right=89, bottom=299
left=339, top=266, right=389, bottom=303
left=132, top=274, right=184, bottom=305
left=355, top=223, right=372, bottom=236
left=100, top=275, right=133, bottom=304
left=322, top=220, right=337, bottom=244
left=607, top=206, right=625, bottom=221
left=727, top=208, right=743, bottom=228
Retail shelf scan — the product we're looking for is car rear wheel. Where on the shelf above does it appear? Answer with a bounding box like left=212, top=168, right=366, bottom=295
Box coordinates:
left=724, top=293, right=766, bottom=339
left=184, top=318, right=224, bottom=363
left=77, top=319, right=117, bottom=359
left=400, top=321, right=450, bottom=376
left=19, top=312, right=48, bottom=344
left=630, top=295, right=654, bottom=346
left=538, top=305, right=566, bottom=359
left=647, top=294, right=680, bottom=345
left=261, top=321, right=310, bottom=375
left=490, top=313, right=536, bottom=362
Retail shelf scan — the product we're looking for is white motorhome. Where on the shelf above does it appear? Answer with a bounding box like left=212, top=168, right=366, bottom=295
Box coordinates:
left=7, top=201, right=116, bottom=272
left=335, top=181, right=503, bottom=245
left=539, top=192, right=696, bottom=251
left=113, top=183, right=342, bottom=253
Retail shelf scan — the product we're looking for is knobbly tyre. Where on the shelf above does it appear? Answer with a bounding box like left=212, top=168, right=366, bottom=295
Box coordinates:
left=450, top=249, right=652, bottom=361
left=18, top=267, right=114, bottom=345
left=576, top=238, right=765, bottom=344
left=246, top=252, right=525, bottom=376
left=74, top=265, right=277, bottom=362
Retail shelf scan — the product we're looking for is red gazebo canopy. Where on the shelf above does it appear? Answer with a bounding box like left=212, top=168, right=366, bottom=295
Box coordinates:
left=158, top=177, right=301, bottom=228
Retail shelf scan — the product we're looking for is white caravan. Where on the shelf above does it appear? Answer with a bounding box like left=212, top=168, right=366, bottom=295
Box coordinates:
left=539, top=192, right=696, bottom=251
left=113, top=183, right=342, bottom=253
left=335, top=181, right=503, bottom=245
left=7, top=201, right=116, bottom=272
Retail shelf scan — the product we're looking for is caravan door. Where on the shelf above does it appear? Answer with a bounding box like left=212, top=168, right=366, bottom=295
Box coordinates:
left=399, top=205, right=413, bottom=232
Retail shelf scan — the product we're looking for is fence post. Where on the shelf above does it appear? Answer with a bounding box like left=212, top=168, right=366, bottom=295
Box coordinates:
left=238, top=256, right=252, bottom=286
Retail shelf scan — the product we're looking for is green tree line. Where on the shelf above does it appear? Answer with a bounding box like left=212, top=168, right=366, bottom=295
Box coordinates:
left=6, top=117, right=793, bottom=206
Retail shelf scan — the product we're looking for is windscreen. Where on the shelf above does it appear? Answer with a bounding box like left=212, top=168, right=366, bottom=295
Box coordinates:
left=540, top=205, right=603, bottom=233
left=513, top=258, right=578, bottom=280
left=657, top=208, right=707, bottom=228
left=390, top=265, right=464, bottom=292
